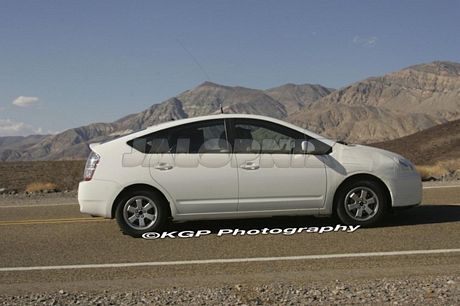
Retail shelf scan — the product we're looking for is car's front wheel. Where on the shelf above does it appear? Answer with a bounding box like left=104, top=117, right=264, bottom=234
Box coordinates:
left=335, top=180, right=388, bottom=227
left=115, top=190, right=167, bottom=237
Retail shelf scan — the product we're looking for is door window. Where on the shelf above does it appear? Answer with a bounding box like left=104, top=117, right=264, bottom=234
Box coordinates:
left=233, top=119, right=306, bottom=154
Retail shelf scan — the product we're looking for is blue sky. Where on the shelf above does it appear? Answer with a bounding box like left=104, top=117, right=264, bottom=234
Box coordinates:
left=1, top=0, right=459, bottom=136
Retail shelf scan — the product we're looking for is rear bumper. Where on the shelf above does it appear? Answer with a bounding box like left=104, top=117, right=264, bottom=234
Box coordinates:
left=385, top=171, right=422, bottom=207
left=78, top=180, right=122, bottom=218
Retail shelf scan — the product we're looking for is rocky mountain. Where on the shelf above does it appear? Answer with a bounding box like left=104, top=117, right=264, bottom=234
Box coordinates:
left=265, top=83, right=334, bottom=114
left=287, top=61, right=460, bottom=142
left=0, top=135, right=48, bottom=161
left=0, top=82, right=332, bottom=160
left=371, top=119, right=460, bottom=165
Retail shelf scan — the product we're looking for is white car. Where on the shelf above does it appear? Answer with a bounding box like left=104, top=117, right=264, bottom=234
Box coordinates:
left=78, top=114, right=422, bottom=237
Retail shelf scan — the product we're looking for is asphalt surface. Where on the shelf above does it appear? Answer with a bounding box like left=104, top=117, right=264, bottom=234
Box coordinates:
left=0, top=186, right=459, bottom=296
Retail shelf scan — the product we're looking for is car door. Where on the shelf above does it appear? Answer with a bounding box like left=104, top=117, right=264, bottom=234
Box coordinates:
left=143, top=119, right=238, bottom=215
left=231, top=118, right=327, bottom=212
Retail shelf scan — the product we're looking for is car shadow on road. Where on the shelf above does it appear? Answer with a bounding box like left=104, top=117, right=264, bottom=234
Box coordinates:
left=382, top=204, right=460, bottom=227
left=165, top=205, right=460, bottom=232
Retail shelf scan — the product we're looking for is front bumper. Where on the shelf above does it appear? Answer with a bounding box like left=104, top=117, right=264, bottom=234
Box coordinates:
left=385, top=171, right=422, bottom=207
left=78, top=180, right=122, bottom=218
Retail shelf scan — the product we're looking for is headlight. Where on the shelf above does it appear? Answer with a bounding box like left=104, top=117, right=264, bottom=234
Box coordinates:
left=394, top=157, right=415, bottom=171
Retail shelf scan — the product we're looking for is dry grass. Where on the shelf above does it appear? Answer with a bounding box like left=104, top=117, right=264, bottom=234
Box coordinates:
left=25, top=182, right=59, bottom=193
left=416, top=165, right=449, bottom=180
left=416, top=159, right=460, bottom=181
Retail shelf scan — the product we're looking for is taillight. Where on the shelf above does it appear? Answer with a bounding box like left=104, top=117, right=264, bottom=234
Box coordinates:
left=83, top=151, right=100, bottom=181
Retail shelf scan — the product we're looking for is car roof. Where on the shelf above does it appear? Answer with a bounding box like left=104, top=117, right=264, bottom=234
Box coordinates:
left=144, top=114, right=287, bottom=131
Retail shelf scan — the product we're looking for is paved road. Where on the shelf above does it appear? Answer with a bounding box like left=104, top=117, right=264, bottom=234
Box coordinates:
left=0, top=186, right=459, bottom=295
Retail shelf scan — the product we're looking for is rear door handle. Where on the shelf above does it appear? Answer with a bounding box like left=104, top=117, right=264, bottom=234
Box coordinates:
left=241, top=162, right=259, bottom=170
left=154, top=163, right=173, bottom=170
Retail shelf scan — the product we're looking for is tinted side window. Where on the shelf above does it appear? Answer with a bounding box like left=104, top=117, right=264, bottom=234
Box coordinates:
left=233, top=119, right=306, bottom=154
left=128, top=120, right=230, bottom=154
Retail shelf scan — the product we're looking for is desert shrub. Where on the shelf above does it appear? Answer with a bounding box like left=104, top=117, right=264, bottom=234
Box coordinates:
left=416, top=159, right=460, bottom=181
left=25, top=182, right=58, bottom=193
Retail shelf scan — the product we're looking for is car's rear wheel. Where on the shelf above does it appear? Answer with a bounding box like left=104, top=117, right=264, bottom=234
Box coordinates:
left=336, top=180, right=387, bottom=227
left=115, top=190, right=167, bottom=237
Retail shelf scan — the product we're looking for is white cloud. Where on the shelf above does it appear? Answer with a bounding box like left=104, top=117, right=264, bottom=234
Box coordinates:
left=353, top=36, right=378, bottom=47
left=12, top=96, right=39, bottom=107
left=0, top=118, right=44, bottom=136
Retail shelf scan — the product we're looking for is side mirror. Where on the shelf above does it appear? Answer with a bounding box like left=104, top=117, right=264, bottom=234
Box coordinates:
left=301, top=140, right=317, bottom=154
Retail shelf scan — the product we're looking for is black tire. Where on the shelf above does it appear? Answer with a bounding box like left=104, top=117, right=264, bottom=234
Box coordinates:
left=115, top=189, right=168, bottom=237
left=335, top=179, right=388, bottom=227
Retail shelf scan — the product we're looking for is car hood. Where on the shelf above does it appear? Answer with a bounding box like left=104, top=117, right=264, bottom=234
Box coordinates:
left=328, top=142, right=408, bottom=175
left=337, top=143, right=405, bottom=160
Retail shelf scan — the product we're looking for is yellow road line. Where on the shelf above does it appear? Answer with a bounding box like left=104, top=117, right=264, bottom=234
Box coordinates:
left=0, top=217, right=109, bottom=226
left=0, top=203, right=78, bottom=208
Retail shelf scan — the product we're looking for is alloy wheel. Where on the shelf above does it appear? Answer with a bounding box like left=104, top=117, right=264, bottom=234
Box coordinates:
left=122, top=196, right=158, bottom=230
left=344, top=187, right=379, bottom=221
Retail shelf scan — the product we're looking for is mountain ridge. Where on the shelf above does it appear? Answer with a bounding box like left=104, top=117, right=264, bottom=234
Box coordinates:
left=1, top=60, right=459, bottom=160
left=287, top=61, right=460, bottom=142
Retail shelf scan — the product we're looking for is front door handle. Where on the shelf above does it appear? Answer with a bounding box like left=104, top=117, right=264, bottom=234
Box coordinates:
left=241, top=162, right=260, bottom=170
left=154, top=163, right=173, bottom=170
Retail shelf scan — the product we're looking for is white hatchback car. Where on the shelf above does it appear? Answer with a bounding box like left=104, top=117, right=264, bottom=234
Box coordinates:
left=78, top=114, right=422, bottom=237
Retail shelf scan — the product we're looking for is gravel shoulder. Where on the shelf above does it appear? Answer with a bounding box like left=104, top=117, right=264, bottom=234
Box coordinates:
left=0, top=191, right=77, bottom=206
left=0, top=275, right=458, bottom=305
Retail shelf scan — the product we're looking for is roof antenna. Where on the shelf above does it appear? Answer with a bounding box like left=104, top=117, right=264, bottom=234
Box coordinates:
left=177, top=38, right=221, bottom=115
left=176, top=38, right=211, bottom=81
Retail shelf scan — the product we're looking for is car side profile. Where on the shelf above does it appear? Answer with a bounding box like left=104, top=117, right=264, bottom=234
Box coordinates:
left=78, top=114, right=422, bottom=237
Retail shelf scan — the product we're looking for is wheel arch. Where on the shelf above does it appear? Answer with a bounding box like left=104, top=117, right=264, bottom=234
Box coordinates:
left=111, top=183, right=173, bottom=219
left=332, top=173, right=392, bottom=215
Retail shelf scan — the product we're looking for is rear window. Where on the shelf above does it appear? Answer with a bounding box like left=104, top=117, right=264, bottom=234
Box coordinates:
left=127, top=119, right=230, bottom=154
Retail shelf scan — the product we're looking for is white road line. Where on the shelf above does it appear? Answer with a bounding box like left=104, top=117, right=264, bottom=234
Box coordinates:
left=423, top=185, right=460, bottom=189
left=1, top=248, right=459, bottom=272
